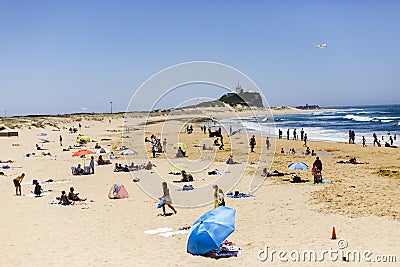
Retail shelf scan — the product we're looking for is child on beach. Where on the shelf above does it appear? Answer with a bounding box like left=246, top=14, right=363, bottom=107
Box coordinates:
left=59, top=191, right=73, bottom=205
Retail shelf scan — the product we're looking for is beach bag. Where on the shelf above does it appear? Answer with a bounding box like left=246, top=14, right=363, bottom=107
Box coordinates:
left=157, top=198, right=165, bottom=208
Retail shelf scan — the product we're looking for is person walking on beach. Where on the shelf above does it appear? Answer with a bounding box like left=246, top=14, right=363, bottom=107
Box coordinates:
left=362, top=136, right=366, bottom=147
left=162, top=138, right=167, bottom=152
left=300, top=128, right=304, bottom=141
left=287, top=129, right=290, bottom=140
left=159, top=182, right=177, bottom=216
left=278, top=129, right=282, bottom=139
left=266, top=137, right=270, bottom=150
left=213, top=184, right=225, bottom=208
left=89, top=156, right=95, bottom=174
left=293, top=129, right=297, bottom=140
left=390, top=136, right=394, bottom=146
left=303, top=133, right=308, bottom=146
left=373, top=133, right=378, bottom=146
left=13, top=173, right=25, bottom=196
left=249, top=135, right=256, bottom=152
left=59, top=135, right=62, bottom=146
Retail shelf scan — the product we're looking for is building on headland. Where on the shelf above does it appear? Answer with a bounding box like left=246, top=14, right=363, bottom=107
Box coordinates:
left=295, top=104, right=321, bottom=110
left=218, top=84, right=264, bottom=107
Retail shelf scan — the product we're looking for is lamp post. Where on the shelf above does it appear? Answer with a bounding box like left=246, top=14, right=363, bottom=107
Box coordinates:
left=110, top=101, right=113, bottom=114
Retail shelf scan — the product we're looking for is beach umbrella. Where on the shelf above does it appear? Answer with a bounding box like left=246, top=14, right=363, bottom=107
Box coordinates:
left=174, top=143, right=188, bottom=149
left=119, top=149, right=138, bottom=155
left=72, top=149, right=94, bottom=157
left=288, top=162, right=309, bottom=170
left=96, top=147, right=110, bottom=154
left=187, top=206, right=236, bottom=255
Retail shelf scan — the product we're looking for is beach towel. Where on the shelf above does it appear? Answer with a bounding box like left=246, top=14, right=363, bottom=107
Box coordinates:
left=25, top=190, right=53, bottom=197
left=159, top=230, right=188, bottom=237
left=144, top=227, right=173, bottom=235
left=182, top=184, right=194, bottom=191
left=310, top=179, right=332, bottom=184
left=226, top=192, right=253, bottom=198
left=22, top=179, right=70, bottom=186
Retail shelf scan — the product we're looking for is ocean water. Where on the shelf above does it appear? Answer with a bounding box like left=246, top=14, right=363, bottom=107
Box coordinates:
left=222, top=105, right=400, bottom=145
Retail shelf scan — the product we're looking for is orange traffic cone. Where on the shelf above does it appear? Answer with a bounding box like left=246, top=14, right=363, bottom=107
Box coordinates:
left=331, top=227, right=337, bottom=240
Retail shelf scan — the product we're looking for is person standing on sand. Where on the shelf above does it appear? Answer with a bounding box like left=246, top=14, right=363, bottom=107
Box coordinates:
left=59, top=135, right=62, bottom=146
left=373, top=133, right=378, bottom=146
left=266, top=137, right=270, bottom=150
left=159, top=182, right=177, bottom=216
left=293, top=129, right=297, bottom=140
left=300, top=128, right=304, bottom=141
left=313, top=156, right=323, bottom=173
left=287, top=129, right=290, bottom=140
left=249, top=135, right=256, bottom=152
left=213, top=184, right=225, bottom=208
left=163, top=138, right=167, bottom=152
left=13, top=173, right=25, bottom=196
left=90, top=156, right=95, bottom=174
left=362, top=136, right=366, bottom=147
left=303, top=133, right=308, bottom=147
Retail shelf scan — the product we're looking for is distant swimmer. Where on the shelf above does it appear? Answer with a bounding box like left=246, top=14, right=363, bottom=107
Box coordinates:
left=316, top=43, right=327, bottom=48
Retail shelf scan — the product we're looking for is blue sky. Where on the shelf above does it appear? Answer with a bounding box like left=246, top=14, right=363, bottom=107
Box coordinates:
left=1, top=0, right=399, bottom=116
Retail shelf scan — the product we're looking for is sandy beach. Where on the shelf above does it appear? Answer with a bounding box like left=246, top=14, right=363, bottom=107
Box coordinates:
left=0, top=106, right=399, bottom=266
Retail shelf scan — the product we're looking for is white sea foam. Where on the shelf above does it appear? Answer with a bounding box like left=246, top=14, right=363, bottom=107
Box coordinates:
left=343, top=114, right=373, bottom=122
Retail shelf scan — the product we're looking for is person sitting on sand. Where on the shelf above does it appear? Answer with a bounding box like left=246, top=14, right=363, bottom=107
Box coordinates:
left=76, top=164, right=84, bottom=175
left=97, top=155, right=111, bottom=165
left=108, top=152, right=118, bottom=159
left=311, top=150, right=316, bottom=156
left=68, top=187, right=86, bottom=201
left=159, top=182, right=177, bottom=216
left=34, top=181, right=43, bottom=197
left=95, top=143, right=101, bottom=149
left=114, top=163, right=122, bottom=172
left=176, top=147, right=186, bottom=158
left=36, top=144, right=41, bottom=150
left=214, top=138, right=220, bottom=146
left=213, top=184, right=225, bottom=208
left=181, top=170, right=193, bottom=182
left=226, top=154, right=239, bottom=165
left=59, top=190, right=73, bottom=205
left=280, top=148, right=285, bottom=154
left=144, top=161, right=154, bottom=170
left=305, top=147, right=311, bottom=155
left=13, top=173, right=25, bottom=196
